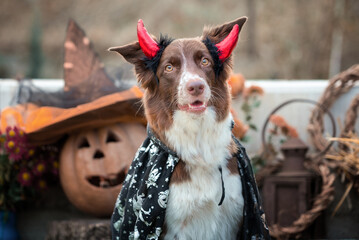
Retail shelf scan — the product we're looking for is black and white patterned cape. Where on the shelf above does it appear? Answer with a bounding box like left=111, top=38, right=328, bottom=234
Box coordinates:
left=111, top=127, right=270, bottom=240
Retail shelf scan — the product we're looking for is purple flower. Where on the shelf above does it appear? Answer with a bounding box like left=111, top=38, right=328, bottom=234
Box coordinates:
left=36, top=179, right=47, bottom=190
left=51, top=159, right=59, bottom=175
left=32, top=160, right=47, bottom=176
left=5, top=140, right=24, bottom=162
left=4, top=126, right=29, bottom=161
left=17, top=168, right=32, bottom=187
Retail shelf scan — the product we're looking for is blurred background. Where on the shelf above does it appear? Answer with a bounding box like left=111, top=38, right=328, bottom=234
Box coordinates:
left=1, top=1, right=359, bottom=239
left=1, top=0, right=358, bottom=81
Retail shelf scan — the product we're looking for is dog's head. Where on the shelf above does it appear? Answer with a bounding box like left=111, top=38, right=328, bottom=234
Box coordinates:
left=110, top=18, right=247, bottom=135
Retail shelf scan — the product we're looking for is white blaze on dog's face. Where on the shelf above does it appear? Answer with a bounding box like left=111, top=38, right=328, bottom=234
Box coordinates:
left=157, top=39, right=213, bottom=114
left=109, top=17, right=247, bottom=139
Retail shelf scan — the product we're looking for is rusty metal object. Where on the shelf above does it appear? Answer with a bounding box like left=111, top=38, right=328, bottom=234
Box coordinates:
left=263, top=138, right=316, bottom=228
left=269, top=164, right=335, bottom=240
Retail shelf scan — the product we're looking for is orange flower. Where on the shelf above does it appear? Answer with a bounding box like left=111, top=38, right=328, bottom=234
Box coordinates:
left=269, top=115, right=288, bottom=128
left=227, top=73, right=245, bottom=97
left=243, top=85, right=264, bottom=98
left=231, top=109, right=249, bottom=139
left=287, top=125, right=299, bottom=138
left=233, top=119, right=249, bottom=139
left=269, top=114, right=298, bottom=138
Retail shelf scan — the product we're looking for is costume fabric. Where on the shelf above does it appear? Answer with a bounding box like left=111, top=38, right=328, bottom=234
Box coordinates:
left=111, top=127, right=270, bottom=240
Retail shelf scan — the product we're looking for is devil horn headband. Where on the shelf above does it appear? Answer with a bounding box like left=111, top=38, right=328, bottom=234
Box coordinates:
left=138, top=19, right=239, bottom=62
left=215, top=24, right=239, bottom=61
left=137, top=19, right=160, bottom=59
left=136, top=20, right=239, bottom=81
left=202, top=23, right=240, bottom=77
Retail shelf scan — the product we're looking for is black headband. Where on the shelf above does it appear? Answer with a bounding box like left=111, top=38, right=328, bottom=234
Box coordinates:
left=143, top=35, right=174, bottom=84
left=203, top=37, right=224, bottom=78
left=143, top=36, right=223, bottom=84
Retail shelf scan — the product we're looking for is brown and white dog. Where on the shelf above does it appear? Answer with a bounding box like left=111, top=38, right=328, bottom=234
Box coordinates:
left=110, top=17, right=260, bottom=239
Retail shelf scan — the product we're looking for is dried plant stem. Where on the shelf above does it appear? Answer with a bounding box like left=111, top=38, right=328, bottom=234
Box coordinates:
left=331, top=181, right=353, bottom=217
left=328, top=137, right=359, bottom=145
left=309, top=64, right=359, bottom=152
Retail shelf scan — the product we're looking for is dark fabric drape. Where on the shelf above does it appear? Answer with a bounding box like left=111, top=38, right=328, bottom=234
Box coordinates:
left=111, top=127, right=270, bottom=240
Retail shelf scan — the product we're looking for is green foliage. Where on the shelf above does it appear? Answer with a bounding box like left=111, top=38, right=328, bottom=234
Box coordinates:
left=241, top=102, right=251, bottom=113
left=240, top=135, right=251, bottom=143
left=241, top=95, right=262, bottom=133
left=252, top=99, right=261, bottom=108
left=238, top=91, right=266, bottom=171
left=249, top=124, right=257, bottom=131
left=250, top=155, right=266, bottom=174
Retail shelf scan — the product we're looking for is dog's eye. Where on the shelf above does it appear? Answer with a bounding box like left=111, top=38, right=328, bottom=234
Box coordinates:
left=201, top=58, right=210, bottom=66
left=165, top=64, right=173, bottom=72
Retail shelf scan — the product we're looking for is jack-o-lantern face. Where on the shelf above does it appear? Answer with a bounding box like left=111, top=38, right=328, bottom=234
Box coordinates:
left=60, top=123, right=146, bottom=217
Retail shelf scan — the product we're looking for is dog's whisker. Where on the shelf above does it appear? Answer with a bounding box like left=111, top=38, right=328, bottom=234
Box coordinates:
left=135, top=99, right=145, bottom=118
left=211, top=90, right=226, bottom=103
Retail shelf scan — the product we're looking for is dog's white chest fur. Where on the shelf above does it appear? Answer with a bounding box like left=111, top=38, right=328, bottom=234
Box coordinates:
left=164, top=109, right=244, bottom=240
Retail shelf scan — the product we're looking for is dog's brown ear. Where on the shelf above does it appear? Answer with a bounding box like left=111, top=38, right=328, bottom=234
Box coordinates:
left=109, top=42, right=157, bottom=91
left=109, top=42, right=144, bottom=65
left=202, top=17, right=247, bottom=82
left=202, top=17, right=247, bottom=44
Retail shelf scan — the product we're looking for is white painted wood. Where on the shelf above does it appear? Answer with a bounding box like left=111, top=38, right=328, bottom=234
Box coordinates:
left=0, top=79, right=63, bottom=110
left=232, top=80, right=359, bottom=155
left=1, top=79, right=358, bottom=155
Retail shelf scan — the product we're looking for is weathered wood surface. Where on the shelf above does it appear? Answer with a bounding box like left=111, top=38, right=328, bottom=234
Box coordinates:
left=46, top=219, right=111, bottom=240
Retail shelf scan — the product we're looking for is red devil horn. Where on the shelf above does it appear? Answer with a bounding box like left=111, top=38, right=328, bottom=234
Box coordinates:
left=137, top=19, right=160, bottom=59
left=215, top=24, right=240, bottom=62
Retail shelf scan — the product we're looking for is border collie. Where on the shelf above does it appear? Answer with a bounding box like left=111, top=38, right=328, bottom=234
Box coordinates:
left=110, top=17, right=269, bottom=240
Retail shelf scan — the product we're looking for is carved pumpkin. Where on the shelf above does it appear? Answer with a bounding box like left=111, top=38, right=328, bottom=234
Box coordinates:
left=60, top=123, right=146, bottom=217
